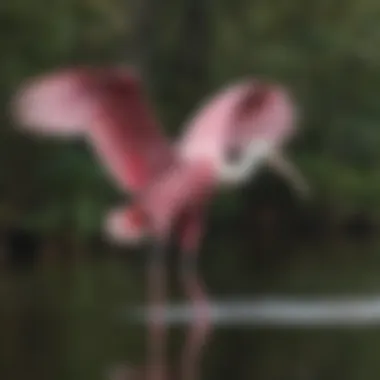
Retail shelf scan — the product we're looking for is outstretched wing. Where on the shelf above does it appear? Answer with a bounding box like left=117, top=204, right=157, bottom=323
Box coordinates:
left=178, top=79, right=307, bottom=194
left=12, top=66, right=174, bottom=192
left=177, top=79, right=296, bottom=168
left=177, top=82, right=251, bottom=166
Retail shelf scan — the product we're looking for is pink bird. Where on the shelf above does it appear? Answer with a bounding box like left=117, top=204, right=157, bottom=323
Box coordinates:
left=12, top=66, right=307, bottom=253
left=12, top=65, right=308, bottom=380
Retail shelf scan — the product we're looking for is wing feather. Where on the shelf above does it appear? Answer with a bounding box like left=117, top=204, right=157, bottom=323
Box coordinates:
left=12, top=66, right=174, bottom=192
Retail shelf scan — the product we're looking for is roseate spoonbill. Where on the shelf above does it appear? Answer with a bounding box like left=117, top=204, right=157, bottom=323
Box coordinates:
left=12, top=66, right=308, bottom=252
left=12, top=66, right=307, bottom=380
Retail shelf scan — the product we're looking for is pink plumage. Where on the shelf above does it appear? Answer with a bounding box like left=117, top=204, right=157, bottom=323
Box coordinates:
left=14, top=69, right=91, bottom=136
left=105, top=160, right=216, bottom=247
left=11, top=65, right=302, bottom=250
left=12, top=67, right=307, bottom=373
left=138, top=161, right=216, bottom=239
left=13, top=66, right=174, bottom=193
left=178, top=80, right=297, bottom=170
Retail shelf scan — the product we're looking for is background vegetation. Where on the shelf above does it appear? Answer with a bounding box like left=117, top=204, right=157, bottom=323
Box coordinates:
left=2, top=0, right=380, bottom=246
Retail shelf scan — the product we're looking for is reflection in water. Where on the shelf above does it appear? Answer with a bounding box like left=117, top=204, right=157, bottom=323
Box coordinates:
left=146, top=244, right=168, bottom=380
left=110, top=245, right=212, bottom=380
left=178, top=261, right=212, bottom=380
left=6, top=241, right=380, bottom=379
left=135, top=296, right=380, bottom=327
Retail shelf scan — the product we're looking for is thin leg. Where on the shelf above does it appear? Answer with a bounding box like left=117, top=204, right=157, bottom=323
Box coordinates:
left=146, top=241, right=168, bottom=380
left=179, top=253, right=213, bottom=380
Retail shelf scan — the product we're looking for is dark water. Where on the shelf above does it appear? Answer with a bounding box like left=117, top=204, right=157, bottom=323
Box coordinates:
left=2, top=238, right=380, bottom=380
